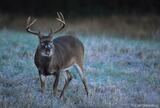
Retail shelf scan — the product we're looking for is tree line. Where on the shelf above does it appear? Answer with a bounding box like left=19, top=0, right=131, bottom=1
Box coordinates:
left=0, top=0, right=159, bottom=16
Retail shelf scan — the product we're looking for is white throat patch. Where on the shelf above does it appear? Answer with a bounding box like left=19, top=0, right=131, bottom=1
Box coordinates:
left=41, top=51, right=53, bottom=57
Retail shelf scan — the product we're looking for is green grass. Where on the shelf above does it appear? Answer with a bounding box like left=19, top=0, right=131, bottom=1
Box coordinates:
left=0, top=29, right=160, bottom=108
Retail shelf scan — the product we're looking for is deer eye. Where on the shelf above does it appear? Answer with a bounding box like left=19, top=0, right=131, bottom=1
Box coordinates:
left=47, top=44, right=52, bottom=49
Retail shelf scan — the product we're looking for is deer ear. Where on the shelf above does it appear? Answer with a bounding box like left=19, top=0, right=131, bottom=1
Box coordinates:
left=38, top=32, right=42, bottom=38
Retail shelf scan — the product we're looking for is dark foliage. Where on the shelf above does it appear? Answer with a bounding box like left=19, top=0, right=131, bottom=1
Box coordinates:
left=0, top=0, right=160, bottom=16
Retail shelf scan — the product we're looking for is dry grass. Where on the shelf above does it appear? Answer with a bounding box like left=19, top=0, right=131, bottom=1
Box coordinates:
left=0, top=14, right=160, bottom=39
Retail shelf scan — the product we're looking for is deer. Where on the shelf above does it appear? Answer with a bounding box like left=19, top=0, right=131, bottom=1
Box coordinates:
left=26, top=12, right=89, bottom=98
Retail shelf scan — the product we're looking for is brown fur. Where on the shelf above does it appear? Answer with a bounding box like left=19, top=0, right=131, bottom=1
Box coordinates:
left=34, top=35, right=88, bottom=97
left=26, top=12, right=88, bottom=98
left=34, top=36, right=84, bottom=76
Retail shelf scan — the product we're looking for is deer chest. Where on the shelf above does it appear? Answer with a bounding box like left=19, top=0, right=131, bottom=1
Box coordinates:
left=38, top=64, right=59, bottom=76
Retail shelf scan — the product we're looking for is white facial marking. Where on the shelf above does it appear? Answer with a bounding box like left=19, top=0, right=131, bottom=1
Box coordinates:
left=41, top=49, right=53, bottom=57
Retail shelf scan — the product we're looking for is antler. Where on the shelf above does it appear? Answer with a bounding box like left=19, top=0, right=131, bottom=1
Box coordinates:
left=26, top=12, right=65, bottom=37
left=54, top=12, right=65, bottom=34
left=26, top=16, right=41, bottom=36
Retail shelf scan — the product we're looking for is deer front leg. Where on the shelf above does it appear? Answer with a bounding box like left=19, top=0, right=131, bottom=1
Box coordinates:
left=53, top=72, right=60, bottom=95
left=39, top=73, right=46, bottom=93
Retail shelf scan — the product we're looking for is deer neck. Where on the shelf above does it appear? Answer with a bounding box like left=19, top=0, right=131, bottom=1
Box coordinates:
left=36, top=47, right=52, bottom=66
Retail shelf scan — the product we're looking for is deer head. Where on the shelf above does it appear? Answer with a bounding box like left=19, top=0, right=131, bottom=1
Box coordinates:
left=26, top=12, right=65, bottom=57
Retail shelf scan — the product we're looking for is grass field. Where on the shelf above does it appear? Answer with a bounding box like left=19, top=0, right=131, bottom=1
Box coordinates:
left=0, top=29, right=160, bottom=108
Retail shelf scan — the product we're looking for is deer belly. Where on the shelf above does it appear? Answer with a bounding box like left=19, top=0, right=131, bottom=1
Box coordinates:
left=60, top=64, right=74, bottom=72
left=60, top=58, right=76, bottom=72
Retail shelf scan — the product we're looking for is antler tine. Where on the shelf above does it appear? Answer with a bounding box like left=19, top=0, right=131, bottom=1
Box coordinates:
left=59, top=12, right=65, bottom=22
left=56, top=12, right=65, bottom=24
left=27, top=16, right=31, bottom=26
left=27, top=18, right=37, bottom=28
left=57, top=12, right=61, bottom=19
left=26, top=16, right=41, bottom=36
left=54, top=12, right=65, bottom=34
left=26, top=16, right=36, bottom=28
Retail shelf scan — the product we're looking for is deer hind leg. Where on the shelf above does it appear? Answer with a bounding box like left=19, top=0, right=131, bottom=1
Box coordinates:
left=60, top=70, right=73, bottom=98
left=75, top=63, right=89, bottom=96
left=53, top=72, right=60, bottom=95
left=39, top=73, right=46, bottom=93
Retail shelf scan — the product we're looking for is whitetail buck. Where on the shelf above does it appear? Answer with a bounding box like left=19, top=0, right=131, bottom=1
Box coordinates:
left=26, top=12, right=88, bottom=98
